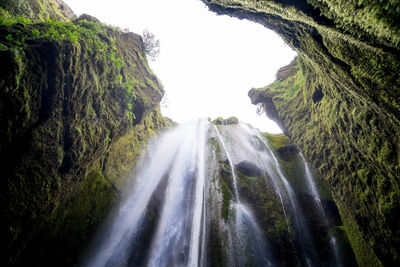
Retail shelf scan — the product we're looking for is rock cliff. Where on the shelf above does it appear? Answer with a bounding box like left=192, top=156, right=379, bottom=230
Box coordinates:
left=202, top=0, right=400, bottom=265
left=0, top=1, right=168, bottom=266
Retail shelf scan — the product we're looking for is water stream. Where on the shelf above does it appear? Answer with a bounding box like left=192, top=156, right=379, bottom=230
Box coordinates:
left=213, top=125, right=273, bottom=266
left=301, top=153, right=342, bottom=267
left=83, top=120, right=343, bottom=267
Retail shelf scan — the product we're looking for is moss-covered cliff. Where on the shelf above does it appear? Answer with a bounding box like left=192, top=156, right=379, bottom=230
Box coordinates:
left=207, top=123, right=356, bottom=266
left=202, top=0, right=400, bottom=266
left=0, top=2, right=168, bottom=266
left=265, top=132, right=357, bottom=266
left=0, top=0, right=75, bottom=21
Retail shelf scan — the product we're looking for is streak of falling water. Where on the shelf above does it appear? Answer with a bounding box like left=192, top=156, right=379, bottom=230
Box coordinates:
left=188, top=119, right=207, bottom=267
left=84, top=123, right=192, bottom=267
left=147, top=120, right=207, bottom=267
left=213, top=125, right=273, bottom=267
left=83, top=120, right=341, bottom=267
left=236, top=123, right=291, bottom=232
left=301, top=153, right=342, bottom=267
left=213, top=125, right=239, bottom=200
left=300, top=153, right=323, bottom=212
left=235, top=203, right=273, bottom=267
left=240, top=123, right=318, bottom=267
left=84, top=120, right=207, bottom=267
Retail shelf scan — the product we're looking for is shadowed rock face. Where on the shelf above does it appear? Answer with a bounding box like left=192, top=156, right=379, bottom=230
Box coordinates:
left=276, top=58, right=299, bottom=81
left=276, top=145, right=298, bottom=162
left=203, top=0, right=400, bottom=266
left=235, top=160, right=262, bottom=177
left=0, top=3, right=168, bottom=266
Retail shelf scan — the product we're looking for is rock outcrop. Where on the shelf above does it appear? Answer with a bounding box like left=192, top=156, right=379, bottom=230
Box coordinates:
left=203, top=0, right=400, bottom=266
left=0, top=0, right=75, bottom=21
left=0, top=1, right=168, bottom=266
left=213, top=116, right=239, bottom=125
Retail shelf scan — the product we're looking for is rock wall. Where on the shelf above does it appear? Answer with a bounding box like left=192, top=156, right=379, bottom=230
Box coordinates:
left=0, top=0, right=75, bottom=21
left=0, top=2, right=168, bottom=266
left=203, top=0, right=400, bottom=266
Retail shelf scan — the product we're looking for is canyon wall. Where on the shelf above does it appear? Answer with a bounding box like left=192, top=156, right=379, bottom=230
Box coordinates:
left=0, top=1, right=168, bottom=265
left=203, top=0, right=400, bottom=266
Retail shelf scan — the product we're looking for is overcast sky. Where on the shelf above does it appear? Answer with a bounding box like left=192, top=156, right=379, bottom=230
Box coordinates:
left=63, top=0, right=296, bottom=133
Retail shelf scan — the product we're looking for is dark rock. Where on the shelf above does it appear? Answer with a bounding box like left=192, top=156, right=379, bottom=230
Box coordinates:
left=248, top=90, right=289, bottom=135
left=235, top=160, right=262, bottom=177
left=75, top=13, right=100, bottom=23
left=276, top=145, right=299, bottom=161
left=276, top=58, right=299, bottom=81
left=312, top=87, right=324, bottom=103
left=213, top=116, right=239, bottom=125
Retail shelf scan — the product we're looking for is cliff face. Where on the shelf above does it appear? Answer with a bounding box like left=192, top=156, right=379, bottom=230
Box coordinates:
left=0, top=0, right=75, bottom=21
left=203, top=0, right=400, bottom=266
left=0, top=2, right=168, bottom=266
left=263, top=132, right=357, bottom=266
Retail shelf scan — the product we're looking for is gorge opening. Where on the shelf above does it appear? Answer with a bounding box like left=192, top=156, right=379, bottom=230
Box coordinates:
left=63, top=0, right=296, bottom=133
left=2, top=0, right=398, bottom=266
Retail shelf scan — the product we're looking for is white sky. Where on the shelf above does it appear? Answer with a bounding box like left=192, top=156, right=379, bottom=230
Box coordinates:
left=63, top=0, right=296, bottom=133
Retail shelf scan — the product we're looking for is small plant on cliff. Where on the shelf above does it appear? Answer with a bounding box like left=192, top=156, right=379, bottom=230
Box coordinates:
left=142, top=29, right=160, bottom=61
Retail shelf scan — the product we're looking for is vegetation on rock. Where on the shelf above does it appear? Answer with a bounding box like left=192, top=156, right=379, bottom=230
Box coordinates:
left=202, top=0, right=400, bottom=265
left=208, top=125, right=356, bottom=266
left=213, top=116, right=239, bottom=125
left=142, top=29, right=160, bottom=61
left=0, top=2, right=168, bottom=266
left=0, top=0, right=75, bottom=22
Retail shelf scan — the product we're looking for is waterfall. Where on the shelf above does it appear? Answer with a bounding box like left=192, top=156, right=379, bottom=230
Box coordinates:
left=84, top=122, right=192, bottom=267
left=188, top=119, right=207, bottom=267
left=300, top=153, right=342, bottom=267
left=301, top=153, right=323, bottom=212
left=213, top=125, right=273, bottom=266
left=84, top=120, right=208, bottom=267
left=83, top=120, right=343, bottom=267
left=238, top=123, right=320, bottom=266
left=213, top=125, right=239, bottom=199
left=259, top=135, right=318, bottom=266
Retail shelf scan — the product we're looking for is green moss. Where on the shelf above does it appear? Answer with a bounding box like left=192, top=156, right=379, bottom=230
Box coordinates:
left=220, top=179, right=233, bottom=221
left=336, top=201, right=383, bottom=267
left=307, top=0, right=400, bottom=47
left=0, top=0, right=76, bottom=22
left=0, top=7, right=167, bottom=266
left=262, top=133, right=291, bottom=151
left=204, top=1, right=400, bottom=265
left=235, top=170, right=296, bottom=265
left=252, top=54, right=399, bottom=265
left=103, top=107, right=168, bottom=190
left=213, top=116, right=224, bottom=125
left=27, top=170, right=117, bottom=266
left=212, top=116, right=239, bottom=125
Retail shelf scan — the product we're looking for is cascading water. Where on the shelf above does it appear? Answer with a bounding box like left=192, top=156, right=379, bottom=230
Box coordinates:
left=188, top=120, right=207, bottom=267
left=83, top=120, right=345, bottom=267
left=213, top=125, right=273, bottom=266
left=247, top=125, right=320, bottom=266
left=224, top=123, right=319, bottom=266
left=84, top=120, right=208, bottom=267
left=300, top=153, right=342, bottom=267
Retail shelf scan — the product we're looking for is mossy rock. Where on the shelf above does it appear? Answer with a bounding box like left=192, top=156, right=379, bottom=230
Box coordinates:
left=235, top=160, right=262, bottom=177
left=0, top=0, right=76, bottom=22
left=213, top=116, right=239, bottom=125
left=203, top=0, right=400, bottom=265
left=0, top=4, right=168, bottom=266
